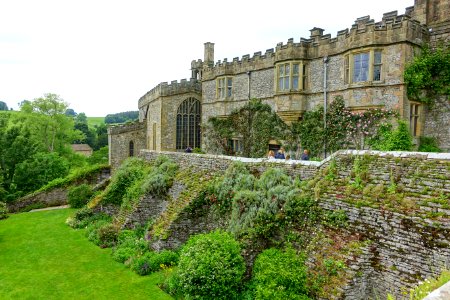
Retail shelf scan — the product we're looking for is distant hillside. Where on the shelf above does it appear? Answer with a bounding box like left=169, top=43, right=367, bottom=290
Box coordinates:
left=87, top=117, right=105, bottom=128
left=104, top=111, right=138, bottom=124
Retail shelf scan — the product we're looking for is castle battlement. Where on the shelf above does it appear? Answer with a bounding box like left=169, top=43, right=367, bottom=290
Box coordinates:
left=138, top=78, right=201, bottom=109
left=108, top=120, right=147, bottom=135
left=202, top=6, right=429, bottom=81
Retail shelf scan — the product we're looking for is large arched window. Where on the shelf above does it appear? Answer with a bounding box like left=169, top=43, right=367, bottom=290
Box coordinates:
left=176, top=98, right=201, bottom=150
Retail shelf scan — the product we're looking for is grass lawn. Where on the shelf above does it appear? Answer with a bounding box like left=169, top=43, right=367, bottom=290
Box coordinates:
left=87, top=117, right=105, bottom=128
left=0, top=209, right=172, bottom=300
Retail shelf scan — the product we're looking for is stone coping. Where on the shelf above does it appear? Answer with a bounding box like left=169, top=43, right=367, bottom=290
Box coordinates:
left=423, top=281, right=450, bottom=300
left=140, top=149, right=450, bottom=167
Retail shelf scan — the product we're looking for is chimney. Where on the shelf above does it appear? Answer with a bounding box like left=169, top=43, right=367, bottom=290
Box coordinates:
left=204, top=42, right=215, bottom=64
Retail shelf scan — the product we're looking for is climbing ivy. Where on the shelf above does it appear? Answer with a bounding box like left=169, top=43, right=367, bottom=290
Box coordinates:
left=404, top=45, right=450, bottom=104
left=204, top=99, right=289, bottom=158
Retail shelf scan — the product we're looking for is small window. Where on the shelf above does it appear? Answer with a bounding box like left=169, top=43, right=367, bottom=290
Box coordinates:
left=129, top=141, right=134, bottom=157
left=292, top=64, right=299, bottom=90
left=373, top=50, right=382, bottom=81
left=344, top=55, right=349, bottom=84
left=217, top=77, right=233, bottom=99
left=228, top=139, right=243, bottom=154
left=227, top=78, right=232, bottom=97
left=410, top=103, right=420, bottom=136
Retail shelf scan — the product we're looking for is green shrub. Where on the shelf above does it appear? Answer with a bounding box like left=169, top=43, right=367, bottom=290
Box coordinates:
left=102, top=158, right=149, bottom=205
left=97, top=223, right=119, bottom=248
left=251, top=247, right=310, bottom=300
left=0, top=201, right=8, bottom=220
left=112, top=230, right=149, bottom=264
left=171, top=230, right=245, bottom=299
left=369, top=120, right=413, bottom=151
left=131, top=250, right=179, bottom=276
left=418, top=136, right=442, bottom=152
left=112, top=247, right=137, bottom=264
left=67, top=207, right=111, bottom=229
left=85, top=219, right=116, bottom=247
left=67, top=184, right=93, bottom=208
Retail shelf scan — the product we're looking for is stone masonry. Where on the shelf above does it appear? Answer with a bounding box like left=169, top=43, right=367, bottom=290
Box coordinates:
left=109, top=0, right=449, bottom=169
left=137, top=149, right=450, bottom=299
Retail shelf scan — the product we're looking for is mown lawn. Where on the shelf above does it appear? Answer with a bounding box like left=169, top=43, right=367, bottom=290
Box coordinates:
left=0, top=208, right=172, bottom=300
left=87, top=116, right=105, bottom=128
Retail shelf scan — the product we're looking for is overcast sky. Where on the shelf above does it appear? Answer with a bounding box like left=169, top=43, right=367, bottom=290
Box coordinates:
left=0, top=0, right=414, bottom=116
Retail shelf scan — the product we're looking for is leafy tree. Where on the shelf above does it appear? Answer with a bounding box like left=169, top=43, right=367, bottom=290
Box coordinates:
left=205, top=99, right=288, bottom=157
left=88, top=146, right=109, bottom=165
left=75, top=112, right=88, bottom=124
left=404, top=46, right=450, bottom=104
left=14, top=152, right=69, bottom=194
left=0, top=118, right=38, bottom=195
left=20, top=93, right=83, bottom=152
left=0, top=101, right=8, bottom=111
left=65, top=108, right=77, bottom=116
left=94, top=123, right=108, bottom=150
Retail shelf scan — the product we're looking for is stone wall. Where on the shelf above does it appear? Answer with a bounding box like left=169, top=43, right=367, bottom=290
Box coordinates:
left=8, top=167, right=111, bottom=213
left=423, top=96, right=450, bottom=152
left=140, top=149, right=321, bottom=180
left=108, top=122, right=147, bottom=170
left=139, top=149, right=450, bottom=299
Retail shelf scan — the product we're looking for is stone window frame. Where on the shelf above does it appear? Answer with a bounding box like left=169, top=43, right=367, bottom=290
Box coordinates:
left=275, top=61, right=307, bottom=92
left=228, top=138, right=243, bottom=155
left=409, top=102, right=422, bottom=137
left=216, top=76, right=233, bottom=100
left=176, top=97, right=201, bottom=150
left=344, top=48, right=383, bottom=84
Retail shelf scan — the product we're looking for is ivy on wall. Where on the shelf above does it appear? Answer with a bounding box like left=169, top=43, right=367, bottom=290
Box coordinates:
left=204, top=99, right=289, bottom=158
left=404, top=45, right=450, bottom=104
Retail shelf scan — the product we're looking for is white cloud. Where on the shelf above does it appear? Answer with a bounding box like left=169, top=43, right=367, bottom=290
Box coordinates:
left=0, top=0, right=414, bottom=115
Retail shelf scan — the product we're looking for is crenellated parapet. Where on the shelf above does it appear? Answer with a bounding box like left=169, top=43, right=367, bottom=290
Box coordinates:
left=201, top=48, right=276, bottom=80
left=202, top=7, right=429, bottom=81
left=138, top=78, right=201, bottom=109
left=108, top=120, right=147, bottom=135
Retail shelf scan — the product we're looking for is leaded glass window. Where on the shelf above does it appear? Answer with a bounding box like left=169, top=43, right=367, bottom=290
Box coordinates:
left=176, top=98, right=201, bottom=150
left=353, top=52, right=369, bottom=82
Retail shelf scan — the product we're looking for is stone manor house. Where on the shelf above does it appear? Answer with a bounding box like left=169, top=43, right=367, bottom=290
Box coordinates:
left=109, top=0, right=450, bottom=169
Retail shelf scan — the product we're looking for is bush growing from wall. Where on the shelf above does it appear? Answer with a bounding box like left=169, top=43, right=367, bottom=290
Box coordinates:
left=169, top=230, right=245, bottom=299
left=102, top=158, right=150, bottom=205
left=67, top=184, right=93, bottom=208
left=369, top=120, right=413, bottom=151
left=250, top=247, right=310, bottom=300
left=418, top=136, right=442, bottom=152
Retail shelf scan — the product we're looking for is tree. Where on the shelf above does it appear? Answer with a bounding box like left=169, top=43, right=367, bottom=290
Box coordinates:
left=0, top=101, right=8, bottom=111
left=205, top=99, right=288, bottom=158
left=20, top=93, right=83, bottom=152
left=65, top=108, right=77, bottom=117
left=104, top=111, right=139, bottom=124
left=14, top=152, right=69, bottom=194
left=94, top=123, right=108, bottom=150
left=0, top=119, right=38, bottom=197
